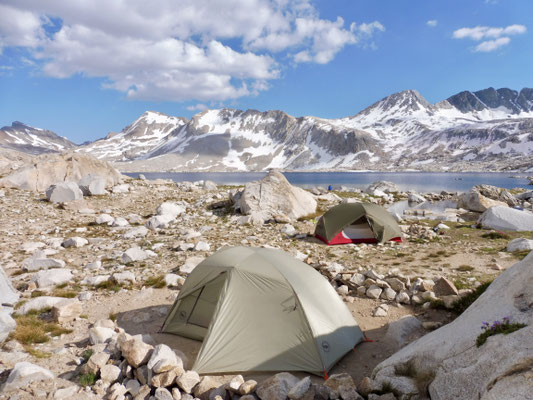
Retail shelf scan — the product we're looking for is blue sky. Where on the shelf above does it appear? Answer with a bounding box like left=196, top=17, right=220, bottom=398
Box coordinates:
left=0, top=0, right=531, bottom=143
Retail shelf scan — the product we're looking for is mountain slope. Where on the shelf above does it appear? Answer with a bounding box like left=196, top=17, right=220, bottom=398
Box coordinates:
left=0, top=122, right=76, bottom=155
left=78, top=111, right=187, bottom=160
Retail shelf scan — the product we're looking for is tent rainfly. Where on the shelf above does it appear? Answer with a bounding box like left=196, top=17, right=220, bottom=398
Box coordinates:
left=315, top=203, right=402, bottom=245
left=161, top=246, right=363, bottom=376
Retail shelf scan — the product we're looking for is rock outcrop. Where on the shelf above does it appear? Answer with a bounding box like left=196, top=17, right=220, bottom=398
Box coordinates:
left=0, top=153, right=123, bottom=191
left=458, top=189, right=508, bottom=213
left=234, top=170, right=317, bottom=222
left=372, top=253, right=533, bottom=399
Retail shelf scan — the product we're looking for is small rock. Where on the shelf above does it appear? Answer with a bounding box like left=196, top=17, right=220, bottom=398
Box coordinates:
left=62, top=237, right=89, bottom=248
left=121, top=336, right=154, bottom=368
left=122, top=247, right=149, bottom=263
left=433, top=277, right=459, bottom=296
left=366, top=285, right=382, bottom=299
left=176, top=370, right=201, bottom=394
left=100, top=364, right=121, bottom=383
left=52, top=298, right=82, bottom=323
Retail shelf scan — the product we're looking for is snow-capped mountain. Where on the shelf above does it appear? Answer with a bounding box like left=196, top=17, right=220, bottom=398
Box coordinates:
left=7, top=87, right=533, bottom=171
left=0, top=122, right=76, bottom=155
left=78, top=111, right=187, bottom=160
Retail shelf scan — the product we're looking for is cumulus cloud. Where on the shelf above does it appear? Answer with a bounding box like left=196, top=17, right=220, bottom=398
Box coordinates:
left=426, top=20, right=438, bottom=27
left=453, top=24, right=526, bottom=52
left=0, top=0, right=385, bottom=101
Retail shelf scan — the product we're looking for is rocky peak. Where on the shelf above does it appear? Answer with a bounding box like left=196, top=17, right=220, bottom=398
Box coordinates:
left=447, top=87, right=533, bottom=114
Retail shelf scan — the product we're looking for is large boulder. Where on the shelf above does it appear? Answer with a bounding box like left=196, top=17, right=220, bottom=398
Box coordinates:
left=506, top=238, right=533, bottom=252
left=236, top=170, right=317, bottom=221
left=372, top=252, right=533, bottom=399
left=45, top=181, right=83, bottom=203
left=458, top=190, right=508, bottom=213
left=0, top=265, right=19, bottom=309
left=0, top=153, right=123, bottom=191
left=478, top=206, right=533, bottom=231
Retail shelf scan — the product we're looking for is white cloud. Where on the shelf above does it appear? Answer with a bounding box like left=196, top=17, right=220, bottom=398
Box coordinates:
left=474, top=37, right=511, bottom=52
left=453, top=24, right=526, bottom=40
left=453, top=24, right=526, bottom=52
left=0, top=0, right=385, bottom=101
left=187, top=104, right=208, bottom=112
left=0, top=4, right=44, bottom=53
left=427, top=20, right=438, bottom=27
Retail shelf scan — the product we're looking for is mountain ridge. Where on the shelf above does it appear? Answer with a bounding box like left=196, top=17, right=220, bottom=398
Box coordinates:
left=2, top=87, right=532, bottom=171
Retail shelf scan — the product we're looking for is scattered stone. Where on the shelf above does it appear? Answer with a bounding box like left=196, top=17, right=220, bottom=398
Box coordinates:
left=180, top=256, right=205, bottom=274
left=146, top=214, right=174, bottom=230
left=147, top=344, right=183, bottom=374
left=123, top=226, right=149, bottom=239
left=195, top=241, right=211, bottom=251
left=89, top=326, right=116, bottom=344
left=157, top=202, right=186, bottom=218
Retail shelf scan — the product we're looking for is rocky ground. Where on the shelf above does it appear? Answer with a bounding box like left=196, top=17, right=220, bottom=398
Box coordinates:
left=0, top=174, right=532, bottom=399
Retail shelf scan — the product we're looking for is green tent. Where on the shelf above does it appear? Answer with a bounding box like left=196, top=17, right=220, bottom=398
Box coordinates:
left=161, top=246, right=363, bottom=375
left=315, top=203, right=403, bottom=245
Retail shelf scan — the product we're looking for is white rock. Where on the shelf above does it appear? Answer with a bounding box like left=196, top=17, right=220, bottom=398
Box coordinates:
left=146, top=214, right=174, bottom=230
left=2, top=362, right=54, bottom=392
left=85, top=260, right=102, bottom=270
left=112, top=184, right=130, bottom=193
left=237, top=170, right=317, bottom=221
left=23, top=257, right=65, bottom=272
left=506, top=238, right=533, bottom=252
left=194, top=241, right=210, bottom=251
left=373, top=306, right=388, bottom=317
left=112, top=217, right=130, bottom=227
left=478, top=206, right=533, bottom=231
left=176, top=370, right=200, bottom=393
left=381, top=288, right=397, bottom=301
left=100, top=364, right=121, bottom=383
left=122, top=247, right=149, bottom=263
left=30, top=268, right=73, bottom=288
left=147, top=344, right=183, bottom=374
left=53, top=386, right=79, bottom=399
left=366, top=285, right=383, bottom=299
left=78, top=174, right=108, bottom=196
left=89, top=326, right=116, bottom=345
left=383, top=315, right=424, bottom=349
left=81, top=275, right=110, bottom=286
left=62, top=237, right=88, bottom=248
left=164, top=274, right=181, bottom=287
left=281, top=224, right=297, bottom=236
left=52, top=298, right=82, bottom=323
left=349, top=273, right=366, bottom=286
left=157, top=202, right=185, bottom=218
left=122, top=226, right=149, bottom=239
left=96, top=214, right=114, bottom=225
left=45, top=181, right=83, bottom=203
left=180, top=257, right=205, bottom=274
left=113, top=271, right=136, bottom=284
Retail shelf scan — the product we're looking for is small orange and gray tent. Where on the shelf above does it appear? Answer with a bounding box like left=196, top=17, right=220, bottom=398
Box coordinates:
left=315, top=203, right=402, bottom=245
left=161, top=246, right=363, bottom=376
